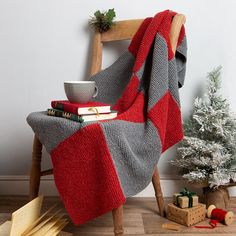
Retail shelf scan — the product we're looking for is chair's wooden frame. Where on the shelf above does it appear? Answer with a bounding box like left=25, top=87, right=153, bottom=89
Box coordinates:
left=29, top=14, right=186, bottom=236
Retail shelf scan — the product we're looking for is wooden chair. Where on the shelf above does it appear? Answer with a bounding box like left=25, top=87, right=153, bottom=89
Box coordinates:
left=29, top=14, right=186, bottom=236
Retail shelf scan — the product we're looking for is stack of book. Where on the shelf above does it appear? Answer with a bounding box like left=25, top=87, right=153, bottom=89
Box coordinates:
left=47, top=100, right=117, bottom=123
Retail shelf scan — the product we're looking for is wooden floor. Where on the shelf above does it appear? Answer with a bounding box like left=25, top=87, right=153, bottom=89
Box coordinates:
left=0, top=196, right=236, bottom=236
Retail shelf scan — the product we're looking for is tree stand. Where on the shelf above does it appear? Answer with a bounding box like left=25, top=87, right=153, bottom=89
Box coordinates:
left=203, top=186, right=230, bottom=209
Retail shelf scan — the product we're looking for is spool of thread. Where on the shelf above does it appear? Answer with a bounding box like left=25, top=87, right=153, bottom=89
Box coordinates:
left=207, top=205, right=234, bottom=226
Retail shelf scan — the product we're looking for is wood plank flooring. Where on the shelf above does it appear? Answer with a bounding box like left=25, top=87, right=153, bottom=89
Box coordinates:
left=0, top=196, right=236, bottom=235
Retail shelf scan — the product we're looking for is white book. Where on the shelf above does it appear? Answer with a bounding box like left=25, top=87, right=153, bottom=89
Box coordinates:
left=81, top=111, right=117, bottom=122
left=78, top=105, right=111, bottom=115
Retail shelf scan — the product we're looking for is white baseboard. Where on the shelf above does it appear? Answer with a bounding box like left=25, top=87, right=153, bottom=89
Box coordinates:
left=0, top=175, right=236, bottom=197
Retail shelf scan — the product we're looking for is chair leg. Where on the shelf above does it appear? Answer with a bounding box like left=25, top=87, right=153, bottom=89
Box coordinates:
left=112, top=205, right=124, bottom=236
left=152, top=166, right=165, bottom=217
left=29, top=135, right=42, bottom=200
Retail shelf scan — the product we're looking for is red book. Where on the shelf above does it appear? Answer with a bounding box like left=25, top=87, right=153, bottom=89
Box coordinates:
left=51, top=100, right=111, bottom=115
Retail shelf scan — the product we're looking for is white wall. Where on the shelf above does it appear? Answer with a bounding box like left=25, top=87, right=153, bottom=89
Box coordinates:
left=0, top=0, right=236, bottom=195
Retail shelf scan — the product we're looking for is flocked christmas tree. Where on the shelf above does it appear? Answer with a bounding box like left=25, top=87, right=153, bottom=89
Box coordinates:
left=172, top=66, right=236, bottom=188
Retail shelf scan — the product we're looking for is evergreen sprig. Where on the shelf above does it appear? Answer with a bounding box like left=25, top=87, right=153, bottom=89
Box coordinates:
left=89, top=8, right=116, bottom=33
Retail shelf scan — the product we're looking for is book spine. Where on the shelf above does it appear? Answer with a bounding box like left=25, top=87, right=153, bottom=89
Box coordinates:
left=51, top=101, right=78, bottom=115
left=47, top=109, right=84, bottom=123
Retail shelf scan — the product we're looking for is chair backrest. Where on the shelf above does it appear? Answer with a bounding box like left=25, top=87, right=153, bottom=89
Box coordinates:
left=90, top=14, right=186, bottom=76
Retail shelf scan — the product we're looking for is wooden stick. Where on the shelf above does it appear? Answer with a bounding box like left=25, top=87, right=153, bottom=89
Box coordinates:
left=162, top=223, right=181, bottom=231
left=112, top=206, right=124, bottom=236
left=40, top=169, right=53, bottom=176
left=29, top=135, right=43, bottom=200
left=152, top=166, right=165, bottom=217
left=170, top=14, right=186, bottom=54
left=43, top=219, right=68, bottom=236
left=90, top=32, right=103, bottom=76
left=23, top=208, right=63, bottom=236
left=21, top=204, right=59, bottom=236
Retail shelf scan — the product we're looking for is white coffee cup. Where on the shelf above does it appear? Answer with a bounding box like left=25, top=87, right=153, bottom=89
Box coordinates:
left=64, top=81, right=98, bottom=103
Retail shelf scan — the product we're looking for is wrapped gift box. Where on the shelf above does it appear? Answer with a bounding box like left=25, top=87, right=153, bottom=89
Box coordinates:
left=167, top=203, right=206, bottom=226
left=173, top=193, right=199, bottom=208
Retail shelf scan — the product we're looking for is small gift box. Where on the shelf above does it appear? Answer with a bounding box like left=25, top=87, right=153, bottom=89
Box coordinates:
left=173, top=188, right=199, bottom=208
left=167, top=203, right=206, bottom=226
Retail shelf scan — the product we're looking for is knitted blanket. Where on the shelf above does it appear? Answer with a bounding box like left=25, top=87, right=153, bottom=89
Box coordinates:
left=27, top=10, right=187, bottom=225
